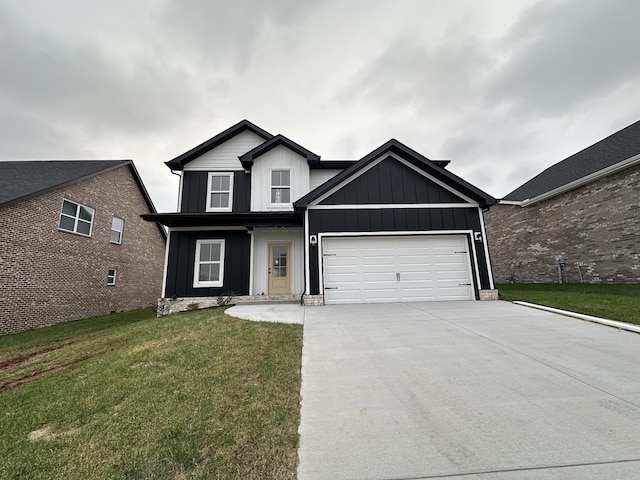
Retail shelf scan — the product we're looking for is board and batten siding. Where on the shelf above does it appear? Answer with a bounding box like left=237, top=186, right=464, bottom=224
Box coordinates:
left=180, top=171, right=251, bottom=213
left=309, top=169, right=343, bottom=190
left=183, top=130, right=266, bottom=171
left=251, top=228, right=304, bottom=295
left=164, top=230, right=251, bottom=297
left=250, top=145, right=311, bottom=211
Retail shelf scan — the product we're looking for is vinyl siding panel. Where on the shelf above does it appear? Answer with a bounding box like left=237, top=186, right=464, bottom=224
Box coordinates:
left=180, top=171, right=250, bottom=213
left=252, top=228, right=304, bottom=295
left=250, top=145, right=310, bottom=211
left=183, top=130, right=265, bottom=170
left=310, top=169, right=342, bottom=190
left=164, top=230, right=250, bottom=297
left=320, top=157, right=468, bottom=205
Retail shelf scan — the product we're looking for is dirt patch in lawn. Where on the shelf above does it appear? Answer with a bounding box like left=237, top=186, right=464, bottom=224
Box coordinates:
left=0, top=355, right=94, bottom=393
left=0, top=342, right=75, bottom=371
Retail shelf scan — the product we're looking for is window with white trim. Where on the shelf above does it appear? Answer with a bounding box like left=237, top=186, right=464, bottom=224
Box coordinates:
left=59, top=199, right=94, bottom=236
left=271, top=170, right=291, bottom=204
left=107, top=268, right=117, bottom=285
left=110, top=217, right=124, bottom=244
left=206, top=173, right=233, bottom=212
left=193, top=240, right=225, bottom=287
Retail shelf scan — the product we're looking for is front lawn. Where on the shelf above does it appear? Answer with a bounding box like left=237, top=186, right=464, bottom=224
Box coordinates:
left=497, top=283, right=640, bottom=325
left=0, top=307, right=303, bottom=479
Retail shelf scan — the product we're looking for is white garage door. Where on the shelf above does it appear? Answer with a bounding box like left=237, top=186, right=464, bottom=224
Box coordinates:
left=322, top=235, right=474, bottom=304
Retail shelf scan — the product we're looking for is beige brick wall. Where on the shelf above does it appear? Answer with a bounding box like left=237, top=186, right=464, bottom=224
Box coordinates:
left=485, top=165, right=640, bottom=284
left=0, top=165, right=166, bottom=335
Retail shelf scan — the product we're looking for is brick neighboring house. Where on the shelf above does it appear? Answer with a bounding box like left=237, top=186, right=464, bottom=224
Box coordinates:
left=0, top=160, right=166, bottom=335
left=485, top=120, right=640, bottom=284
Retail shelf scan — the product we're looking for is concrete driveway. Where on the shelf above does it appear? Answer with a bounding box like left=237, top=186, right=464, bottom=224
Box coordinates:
left=297, top=301, right=640, bottom=480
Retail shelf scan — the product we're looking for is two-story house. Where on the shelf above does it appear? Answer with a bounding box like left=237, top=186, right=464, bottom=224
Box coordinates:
left=143, top=120, right=497, bottom=314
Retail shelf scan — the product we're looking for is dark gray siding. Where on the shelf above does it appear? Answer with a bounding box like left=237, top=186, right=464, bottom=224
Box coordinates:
left=180, top=171, right=250, bottom=213
left=320, top=157, right=466, bottom=205
left=307, top=207, right=492, bottom=296
left=165, top=230, right=250, bottom=297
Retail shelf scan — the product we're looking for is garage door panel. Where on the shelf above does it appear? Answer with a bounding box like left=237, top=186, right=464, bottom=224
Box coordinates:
left=323, top=235, right=474, bottom=304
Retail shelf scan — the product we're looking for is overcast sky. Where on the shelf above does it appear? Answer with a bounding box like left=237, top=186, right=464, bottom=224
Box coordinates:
left=1, top=0, right=638, bottom=212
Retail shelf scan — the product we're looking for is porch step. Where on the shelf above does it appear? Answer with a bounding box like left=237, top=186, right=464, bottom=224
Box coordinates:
left=233, top=294, right=301, bottom=305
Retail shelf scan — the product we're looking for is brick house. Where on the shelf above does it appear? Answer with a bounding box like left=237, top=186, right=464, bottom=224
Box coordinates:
left=485, top=120, right=640, bottom=284
left=0, top=160, right=166, bottom=335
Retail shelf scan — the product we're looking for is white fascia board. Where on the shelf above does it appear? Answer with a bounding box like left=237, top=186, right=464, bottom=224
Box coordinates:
left=308, top=202, right=477, bottom=210
left=521, top=153, right=640, bottom=207
left=497, top=200, right=524, bottom=206
left=309, top=152, right=477, bottom=206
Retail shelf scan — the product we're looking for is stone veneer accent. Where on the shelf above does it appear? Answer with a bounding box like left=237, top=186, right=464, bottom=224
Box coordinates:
left=302, top=295, right=324, bottom=306
left=484, top=165, right=640, bottom=284
left=479, top=289, right=499, bottom=301
left=0, top=165, right=166, bottom=335
left=157, top=294, right=302, bottom=316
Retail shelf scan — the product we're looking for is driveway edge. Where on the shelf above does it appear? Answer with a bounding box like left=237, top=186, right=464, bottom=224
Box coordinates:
left=513, top=301, right=640, bottom=334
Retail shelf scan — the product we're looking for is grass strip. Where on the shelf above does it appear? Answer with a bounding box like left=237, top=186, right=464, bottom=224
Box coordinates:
left=497, top=283, right=640, bottom=325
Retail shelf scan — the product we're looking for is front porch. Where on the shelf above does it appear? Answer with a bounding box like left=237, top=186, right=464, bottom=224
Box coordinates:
left=157, top=293, right=310, bottom=316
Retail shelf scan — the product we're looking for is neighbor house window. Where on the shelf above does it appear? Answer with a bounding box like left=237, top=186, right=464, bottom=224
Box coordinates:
left=193, top=240, right=225, bottom=288
left=59, top=199, right=94, bottom=236
left=271, top=170, right=291, bottom=204
left=206, top=173, right=233, bottom=212
left=110, top=217, right=124, bottom=244
left=107, top=269, right=117, bottom=285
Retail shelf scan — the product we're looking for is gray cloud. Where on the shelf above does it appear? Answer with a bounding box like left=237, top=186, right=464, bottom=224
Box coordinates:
left=484, top=0, right=640, bottom=117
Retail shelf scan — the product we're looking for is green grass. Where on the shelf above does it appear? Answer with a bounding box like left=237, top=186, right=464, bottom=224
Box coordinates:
left=0, top=307, right=303, bottom=479
left=497, top=283, right=640, bottom=325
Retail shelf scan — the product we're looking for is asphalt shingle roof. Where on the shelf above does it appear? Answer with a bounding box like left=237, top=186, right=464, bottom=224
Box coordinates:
left=503, top=120, right=640, bottom=202
left=0, top=160, right=130, bottom=207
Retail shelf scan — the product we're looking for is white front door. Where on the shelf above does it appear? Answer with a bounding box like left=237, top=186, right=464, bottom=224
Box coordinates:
left=322, top=235, right=474, bottom=304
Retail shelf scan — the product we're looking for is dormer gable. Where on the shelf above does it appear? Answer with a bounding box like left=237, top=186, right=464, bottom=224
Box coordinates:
left=239, top=134, right=320, bottom=169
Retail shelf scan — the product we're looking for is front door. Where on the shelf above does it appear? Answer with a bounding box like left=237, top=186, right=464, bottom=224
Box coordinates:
left=268, top=243, right=291, bottom=294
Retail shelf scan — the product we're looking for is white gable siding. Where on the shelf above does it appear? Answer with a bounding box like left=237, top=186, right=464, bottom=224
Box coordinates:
left=183, top=130, right=265, bottom=171
left=251, top=145, right=310, bottom=211
left=310, top=169, right=342, bottom=190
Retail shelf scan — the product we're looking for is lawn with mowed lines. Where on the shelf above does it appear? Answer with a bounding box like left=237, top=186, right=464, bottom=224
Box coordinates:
left=0, top=307, right=303, bottom=479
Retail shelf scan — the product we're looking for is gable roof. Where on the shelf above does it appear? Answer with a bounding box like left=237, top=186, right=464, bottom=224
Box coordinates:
left=295, top=139, right=496, bottom=211
left=0, top=160, right=166, bottom=239
left=503, top=119, right=640, bottom=202
left=165, top=119, right=273, bottom=170
left=0, top=160, right=130, bottom=207
left=239, top=134, right=320, bottom=169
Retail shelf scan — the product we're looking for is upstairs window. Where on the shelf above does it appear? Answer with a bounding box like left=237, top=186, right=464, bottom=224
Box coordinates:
left=107, top=268, right=117, bottom=285
left=110, top=217, right=124, bottom=244
left=271, top=170, right=291, bottom=204
left=206, top=173, right=233, bottom=212
left=193, top=240, right=225, bottom=288
left=59, top=199, right=94, bottom=236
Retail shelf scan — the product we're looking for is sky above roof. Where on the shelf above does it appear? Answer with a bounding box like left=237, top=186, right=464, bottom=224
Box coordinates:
left=1, top=0, right=638, bottom=213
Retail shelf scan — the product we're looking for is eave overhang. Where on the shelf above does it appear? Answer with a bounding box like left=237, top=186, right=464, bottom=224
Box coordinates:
left=141, top=212, right=303, bottom=228
left=239, top=134, right=321, bottom=169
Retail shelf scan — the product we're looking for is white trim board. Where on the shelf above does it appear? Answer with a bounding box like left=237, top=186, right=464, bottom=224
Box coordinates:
left=308, top=202, right=477, bottom=210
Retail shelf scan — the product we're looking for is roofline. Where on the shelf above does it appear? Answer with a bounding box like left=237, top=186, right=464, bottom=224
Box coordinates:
left=0, top=160, right=131, bottom=209
left=294, top=139, right=496, bottom=210
left=126, top=161, right=167, bottom=240
left=141, top=211, right=303, bottom=228
left=516, top=152, right=640, bottom=207
left=165, top=119, right=273, bottom=170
